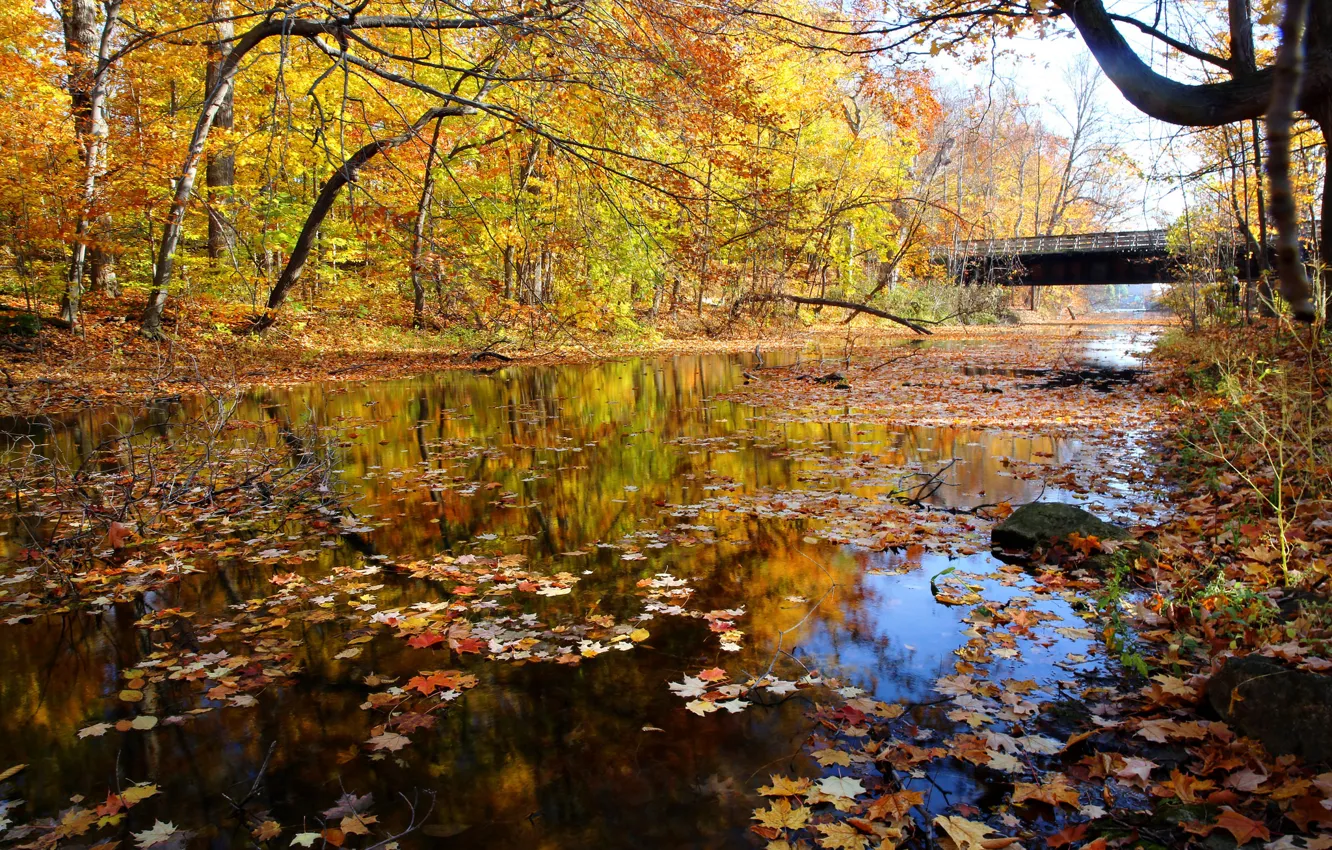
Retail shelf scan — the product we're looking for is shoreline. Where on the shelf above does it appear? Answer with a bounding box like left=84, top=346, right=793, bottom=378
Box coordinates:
left=0, top=302, right=1172, bottom=419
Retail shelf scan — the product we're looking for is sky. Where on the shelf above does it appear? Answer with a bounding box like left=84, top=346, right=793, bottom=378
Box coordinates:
left=932, top=13, right=1205, bottom=230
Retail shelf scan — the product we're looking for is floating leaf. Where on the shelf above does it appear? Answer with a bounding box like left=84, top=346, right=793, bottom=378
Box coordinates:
left=133, top=820, right=177, bottom=849
left=752, top=799, right=811, bottom=830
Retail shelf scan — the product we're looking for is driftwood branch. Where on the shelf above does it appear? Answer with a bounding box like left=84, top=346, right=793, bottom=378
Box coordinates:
left=750, top=294, right=933, bottom=335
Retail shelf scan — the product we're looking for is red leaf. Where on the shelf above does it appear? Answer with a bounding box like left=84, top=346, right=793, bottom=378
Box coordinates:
left=1046, top=823, right=1088, bottom=848
left=452, top=637, right=485, bottom=654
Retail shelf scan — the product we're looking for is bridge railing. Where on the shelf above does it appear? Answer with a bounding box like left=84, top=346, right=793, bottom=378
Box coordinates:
left=948, top=229, right=1169, bottom=256
left=946, top=221, right=1321, bottom=258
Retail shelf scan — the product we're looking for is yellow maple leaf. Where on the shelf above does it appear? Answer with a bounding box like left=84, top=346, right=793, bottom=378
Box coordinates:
left=121, top=784, right=158, bottom=806
left=932, top=815, right=1020, bottom=850
left=813, top=748, right=853, bottom=767
left=816, top=821, right=869, bottom=850
left=757, top=775, right=813, bottom=797
left=752, top=799, right=812, bottom=830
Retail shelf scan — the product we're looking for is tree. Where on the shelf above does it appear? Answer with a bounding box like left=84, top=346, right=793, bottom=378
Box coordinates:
left=139, top=2, right=572, bottom=337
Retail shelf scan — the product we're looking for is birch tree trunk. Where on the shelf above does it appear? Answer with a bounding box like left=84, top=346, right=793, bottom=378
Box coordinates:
left=59, top=0, right=119, bottom=326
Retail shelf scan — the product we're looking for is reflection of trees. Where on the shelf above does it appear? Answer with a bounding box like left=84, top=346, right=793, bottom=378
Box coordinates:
left=0, top=351, right=1076, bottom=847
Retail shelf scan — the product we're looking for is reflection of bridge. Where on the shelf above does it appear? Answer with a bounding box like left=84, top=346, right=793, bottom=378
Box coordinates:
left=945, top=229, right=1173, bottom=287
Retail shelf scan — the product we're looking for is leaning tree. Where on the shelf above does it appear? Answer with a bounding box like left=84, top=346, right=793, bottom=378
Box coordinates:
left=767, top=0, right=1328, bottom=321
left=1057, top=0, right=1321, bottom=321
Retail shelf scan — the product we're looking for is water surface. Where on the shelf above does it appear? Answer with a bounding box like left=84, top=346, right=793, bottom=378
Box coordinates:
left=0, top=331, right=1157, bottom=848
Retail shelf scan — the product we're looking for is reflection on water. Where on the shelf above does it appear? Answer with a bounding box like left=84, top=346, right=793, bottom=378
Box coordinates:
left=0, top=335, right=1150, bottom=848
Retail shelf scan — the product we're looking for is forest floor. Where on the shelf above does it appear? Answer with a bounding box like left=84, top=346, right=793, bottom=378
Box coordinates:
left=0, top=292, right=1160, bottom=418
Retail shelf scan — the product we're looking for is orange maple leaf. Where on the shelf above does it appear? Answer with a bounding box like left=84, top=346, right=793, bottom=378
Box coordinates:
left=1212, top=808, right=1270, bottom=844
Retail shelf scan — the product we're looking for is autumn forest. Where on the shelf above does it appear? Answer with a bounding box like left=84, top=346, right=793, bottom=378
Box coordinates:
left=1, top=1, right=1331, bottom=850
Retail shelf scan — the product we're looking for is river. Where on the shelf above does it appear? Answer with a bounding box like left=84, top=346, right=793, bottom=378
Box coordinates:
left=0, top=325, right=1166, bottom=849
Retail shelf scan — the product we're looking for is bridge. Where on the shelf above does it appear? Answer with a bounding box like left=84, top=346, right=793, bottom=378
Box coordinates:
left=942, top=228, right=1270, bottom=287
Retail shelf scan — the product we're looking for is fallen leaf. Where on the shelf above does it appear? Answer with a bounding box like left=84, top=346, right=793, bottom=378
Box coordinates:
left=252, top=821, right=281, bottom=841
left=933, top=815, right=1019, bottom=850
left=816, top=821, right=869, bottom=849
left=813, top=748, right=852, bottom=767
left=752, top=798, right=811, bottom=830
left=817, top=776, right=866, bottom=800
left=366, top=732, right=411, bottom=752
left=121, top=784, right=158, bottom=806
left=133, top=821, right=177, bottom=849
left=1213, top=808, right=1270, bottom=844
left=758, top=775, right=812, bottom=797
left=1012, top=774, right=1080, bottom=808
left=866, top=790, right=923, bottom=821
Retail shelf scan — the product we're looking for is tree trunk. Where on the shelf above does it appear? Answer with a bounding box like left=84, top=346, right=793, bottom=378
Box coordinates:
left=59, top=0, right=118, bottom=326
left=1266, top=0, right=1317, bottom=322
left=411, top=119, right=443, bottom=328
left=206, top=6, right=235, bottom=262
left=91, top=240, right=118, bottom=296
left=1304, top=107, right=1332, bottom=320
left=503, top=244, right=515, bottom=299
left=253, top=105, right=462, bottom=330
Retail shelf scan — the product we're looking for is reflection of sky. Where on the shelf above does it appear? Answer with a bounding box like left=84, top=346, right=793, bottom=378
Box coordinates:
left=797, top=550, right=1104, bottom=702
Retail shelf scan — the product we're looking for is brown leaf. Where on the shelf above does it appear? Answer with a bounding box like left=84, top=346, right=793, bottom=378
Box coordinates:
left=251, top=821, right=281, bottom=841
left=1011, top=774, right=1080, bottom=808
left=339, top=815, right=377, bottom=836
left=1151, top=769, right=1215, bottom=804
left=365, top=731, right=411, bottom=752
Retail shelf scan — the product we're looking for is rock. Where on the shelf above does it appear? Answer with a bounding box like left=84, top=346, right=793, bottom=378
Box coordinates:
left=1207, top=655, right=1332, bottom=765
left=991, top=502, right=1130, bottom=556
